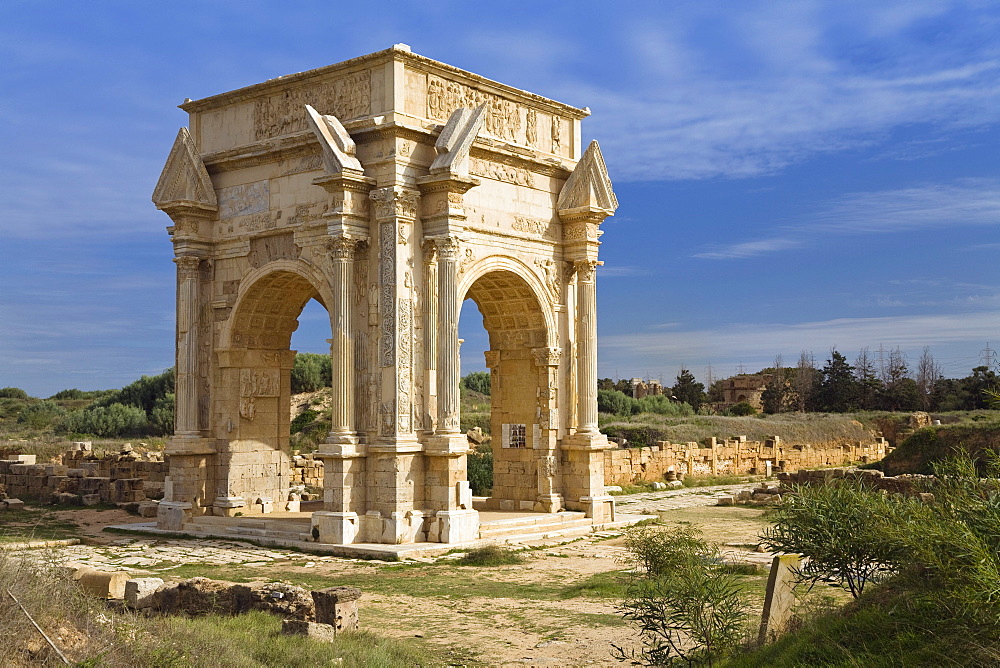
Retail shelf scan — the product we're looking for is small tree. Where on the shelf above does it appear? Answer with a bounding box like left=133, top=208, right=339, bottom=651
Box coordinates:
left=615, top=524, right=752, bottom=665
left=761, top=480, right=906, bottom=598
left=462, top=371, right=491, bottom=395
left=672, top=369, right=705, bottom=413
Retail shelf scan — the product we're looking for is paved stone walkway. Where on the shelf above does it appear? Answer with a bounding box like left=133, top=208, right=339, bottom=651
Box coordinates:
left=5, top=483, right=767, bottom=572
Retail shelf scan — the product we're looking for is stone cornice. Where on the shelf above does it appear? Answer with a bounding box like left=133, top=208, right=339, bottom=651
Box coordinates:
left=180, top=46, right=588, bottom=120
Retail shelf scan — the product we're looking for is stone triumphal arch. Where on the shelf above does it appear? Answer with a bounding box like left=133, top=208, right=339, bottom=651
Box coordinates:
left=151, top=45, right=619, bottom=545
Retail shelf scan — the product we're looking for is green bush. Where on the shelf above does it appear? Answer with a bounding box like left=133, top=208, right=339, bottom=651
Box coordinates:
left=290, top=353, right=331, bottom=394
left=761, top=479, right=907, bottom=598
left=60, top=403, right=148, bottom=437
left=462, top=371, right=491, bottom=395
left=614, top=523, right=753, bottom=665
left=0, top=387, right=29, bottom=400
left=16, top=400, right=64, bottom=429
left=149, top=393, right=175, bottom=435
left=727, top=401, right=757, bottom=416
left=290, top=409, right=319, bottom=434
left=601, top=424, right=668, bottom=448
left=467, top=441, right=493, bottom=496
left=455, top=545, right=525, bottom=566
left=599, top=389, right=636, bottom=416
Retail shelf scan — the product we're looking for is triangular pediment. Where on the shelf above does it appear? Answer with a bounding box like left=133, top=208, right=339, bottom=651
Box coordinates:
left=304, top=104, right=363, bottom=174
left=556, top=140, right=618, bottom=214
left=430, top=104, right=487, bottom=175
left=152, top=127, right=217, bottom=211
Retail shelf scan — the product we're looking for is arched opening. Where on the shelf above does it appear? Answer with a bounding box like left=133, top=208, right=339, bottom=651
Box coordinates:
left=217, top=268, right=330, bottom=515
left=461, top=269, right=551, bottom=511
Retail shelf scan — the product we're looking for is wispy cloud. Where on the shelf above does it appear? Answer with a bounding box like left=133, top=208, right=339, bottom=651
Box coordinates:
left=694, top=237, right=802, bottom=260
left=600, top=310, right=1000, bottom=374
left=556, top=3, right=1000, bottom=181
left=696, top=178, right=1000, bottom=259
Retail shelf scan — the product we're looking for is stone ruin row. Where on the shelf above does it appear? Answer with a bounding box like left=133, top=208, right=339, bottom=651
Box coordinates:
left=603, top=435, right=890, bottom=486
left=0, top=443, right=167, bottom=515
left=0, top=443, right=327, bottom=513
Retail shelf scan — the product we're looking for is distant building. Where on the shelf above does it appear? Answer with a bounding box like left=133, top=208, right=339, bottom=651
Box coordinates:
left=629, top=378, right=665, bottom=399
left=717, top=374, right=769, bottom=411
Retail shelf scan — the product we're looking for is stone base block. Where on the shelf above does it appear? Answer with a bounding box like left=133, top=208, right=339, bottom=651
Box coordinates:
left=437, top=509, right=480, bottom=543
left=125, top=577, right=164, bottom=609
left=579, top=495, right=616, bottom=523
left=281, top=620, right=338, bottom=642
left=361, top=510, right=425, bottom=544
left=311, top=511, right=359, bottom=544
left=78, top=569, right=129, bottom=599
left=157, top=501, right=193, bottom=531
left=1, top=498, right=25, bottom=511
left=312, top=586, right=361, bottom=630
left=534, top=494, right=563, bottom=513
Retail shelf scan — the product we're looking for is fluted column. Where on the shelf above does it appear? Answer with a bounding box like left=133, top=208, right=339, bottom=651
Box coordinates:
left=435, top=235, right=462, bottom=435
left=174, top=254, right=202, bottom=437
left=575, top=259, right=600, bottom=436
left=326, top=236, right=362, bottom=445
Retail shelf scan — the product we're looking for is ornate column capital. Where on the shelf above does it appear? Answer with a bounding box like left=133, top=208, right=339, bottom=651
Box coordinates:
left=531, top=347, right=562, bottom=368
left=369, top=186, right=419, bottom=222
left=325, top=234, right=366, bottom=260
left=484, top=350, right=501, bottom=369
left=431, top=235, right=462, bottom=261
left=573, top=259, right=600, bottom=283
left=174, top=255, right=202, bottom=276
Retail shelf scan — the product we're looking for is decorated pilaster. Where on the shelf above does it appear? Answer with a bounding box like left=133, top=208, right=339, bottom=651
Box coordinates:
left=415, top=105, right=485, bottom=542
left=557, top=141, right=619, bottom=523
left=532, top=347, right=563, bottom=513
left=305, top=105, right=374, bottom=543
left=152, top=127, right=219, bottom=529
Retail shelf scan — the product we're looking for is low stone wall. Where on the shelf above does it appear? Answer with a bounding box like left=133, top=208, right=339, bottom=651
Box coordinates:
left=0, top=443, right=167, bottom=509
left=289, top=453, right=323, bottom=488
left=604, top=435, right=889, bottom=486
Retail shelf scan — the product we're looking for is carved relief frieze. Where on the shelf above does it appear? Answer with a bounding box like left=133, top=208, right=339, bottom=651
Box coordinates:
left=222, top=211, right=278, bottom=236
left=284, top=203, right=327, bottom=227
left=470, top=158, right=534, bottom=188
left=354, top=256, right=368, bottom=306
left=253, top=71, right=370, bottom=141
left=551, top=116, right=562, bottom=154
left=534, top=258, right=560, bottom=301
left=512, top=215, right=553, bottom=238
left=526, top=109, right=538, bottom=147
left=280, top=154, right=323, bottom=176
left=238, top=369, right=280, bottom=421
left=219, top=182, right=269, bottom=219
left=427, top=76, right=521, bottom=142
left=458, top=247, right=476, bottom=275
left=248, top=232, right=300, bottom=268
left=379, top=401, right=395, bottom=437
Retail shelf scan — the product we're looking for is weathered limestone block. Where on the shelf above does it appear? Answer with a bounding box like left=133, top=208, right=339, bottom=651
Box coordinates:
left=759, top=554, right=802, bottom=643
left=77, top=569, right=130, bottom=599
left=281, top=620, right=339, bottom=642
left=1, top=498, right=25, bottom=511
left=312, top=586, right=362, bottom=631
left=125, top=577, right=164, bottom=609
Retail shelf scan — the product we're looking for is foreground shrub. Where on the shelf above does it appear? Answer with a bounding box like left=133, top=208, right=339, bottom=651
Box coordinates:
left=761, top=480, right=907, bottom=598
left=614, top=523, right=753, bottom=665
left=456, top=545, right=525, bottom=566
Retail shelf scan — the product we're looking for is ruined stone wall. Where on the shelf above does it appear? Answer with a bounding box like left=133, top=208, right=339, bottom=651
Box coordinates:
left=604, top=435, right=889, bottom=485
left=289, top=453, right=324, bottom=488
left=0, top=446, right=167, bottom=506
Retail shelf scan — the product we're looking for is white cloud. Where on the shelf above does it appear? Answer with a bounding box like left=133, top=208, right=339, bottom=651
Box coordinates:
left=695, top=178, right=1000, bottom=259
left=599, top=310, right=1000, bottom=380
left=559, top=4, right=1000, bottom=181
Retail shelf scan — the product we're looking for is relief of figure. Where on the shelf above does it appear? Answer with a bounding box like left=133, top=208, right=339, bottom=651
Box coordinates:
left=526, top=108, right=537, bottom=147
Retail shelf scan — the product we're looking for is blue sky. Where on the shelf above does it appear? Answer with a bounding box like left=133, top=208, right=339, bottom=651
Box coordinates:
left=2, top=1, right=999, bottom=397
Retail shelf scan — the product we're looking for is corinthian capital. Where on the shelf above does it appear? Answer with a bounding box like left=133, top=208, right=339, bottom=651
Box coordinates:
left=433, top=235, right=462, bottom=261
left=326, top=235, right=364, bottom=260
left=369, top=187, right=419, bottom=221
left=174, top=255, right=202, bottom=276
left=574, top=259, right=600, bottom=282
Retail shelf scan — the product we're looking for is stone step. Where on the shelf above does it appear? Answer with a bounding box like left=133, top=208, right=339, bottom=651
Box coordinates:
left=479, top=517, right=593, bottom=540
left=479, top=511, right=586, bottom=530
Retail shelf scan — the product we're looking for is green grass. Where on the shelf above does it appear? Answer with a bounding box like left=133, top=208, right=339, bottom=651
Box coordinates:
left=120, top=611, right=434, bottom=668
left=559, top=570, right=629, bottom=599
left=0, top=507, right=81, bottom=542
left=454, top=545, right=526, bottom=566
